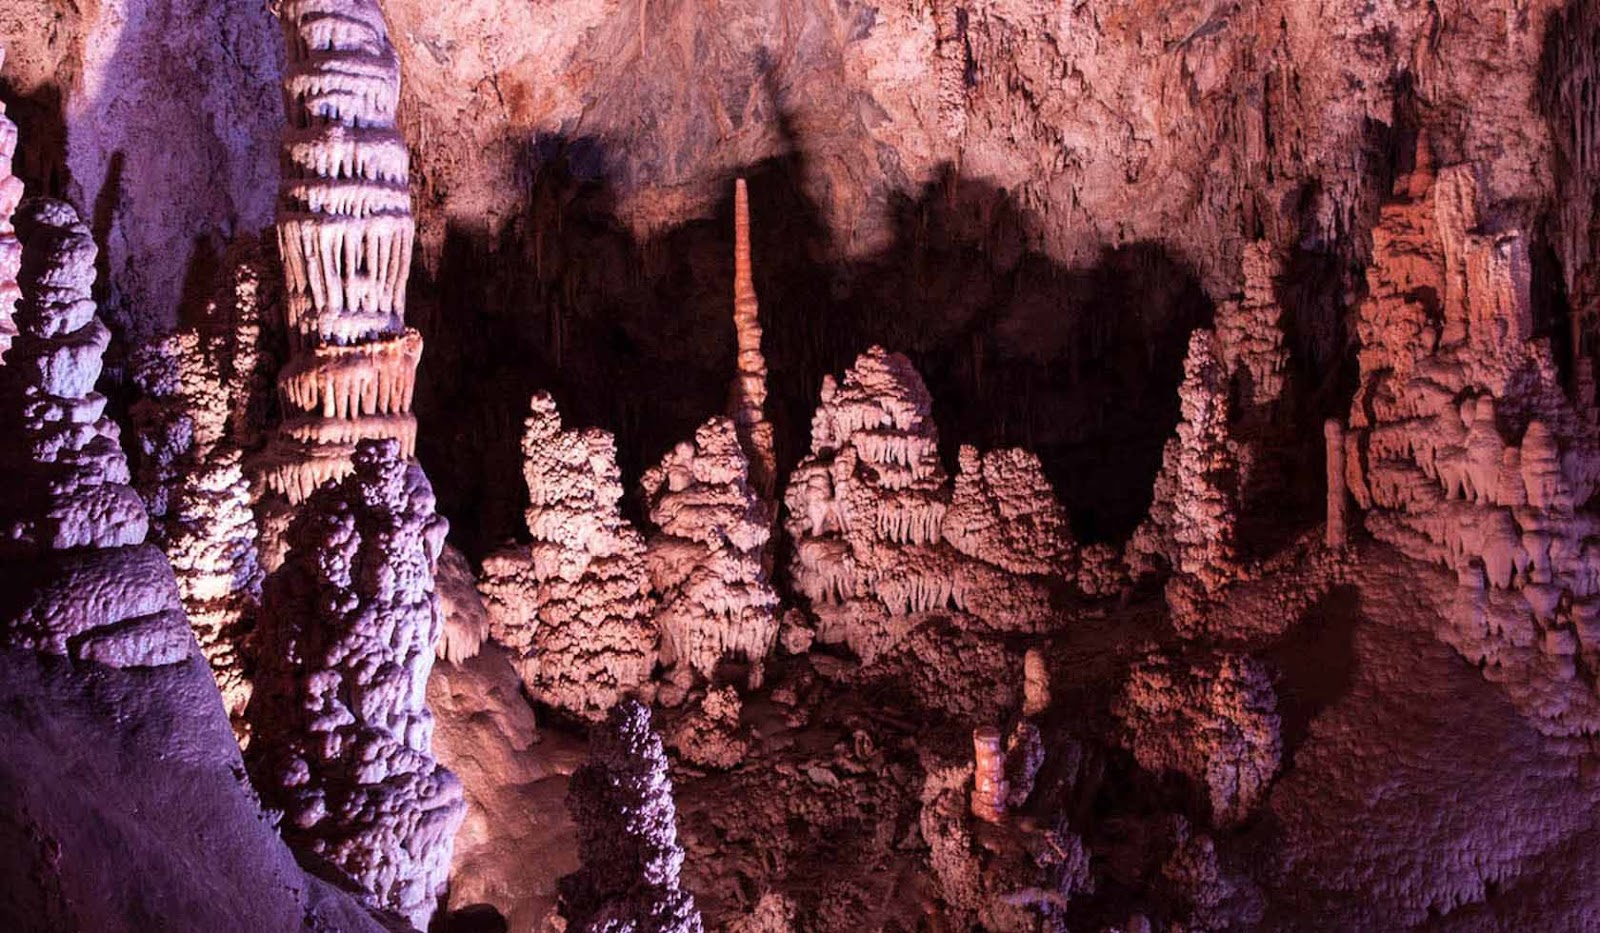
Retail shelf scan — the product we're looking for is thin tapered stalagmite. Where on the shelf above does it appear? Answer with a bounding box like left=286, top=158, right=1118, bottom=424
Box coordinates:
left=729, top=178, right=775, bottom=503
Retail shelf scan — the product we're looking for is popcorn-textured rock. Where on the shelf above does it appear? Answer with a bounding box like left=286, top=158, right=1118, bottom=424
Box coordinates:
left=1114, top=652, right=1281, bottom=826
left=783, top=346, right=1069, bottom=662
left=1344, top=158, right=1600, bottom=734
left=435, top=542, right=489, bottom=663
left=1212, top=240, right=1287, bottom=418
left=642, top=417, right=778, bottom=689
left=480, top=393, right=658, bottom=720
left=247, top=439, right=464, bottom=929
left=0, top=199, right=191, bottom=669
left=262, top=0, right=424, bottom=503
left=559, top=699, right=704, bottom=933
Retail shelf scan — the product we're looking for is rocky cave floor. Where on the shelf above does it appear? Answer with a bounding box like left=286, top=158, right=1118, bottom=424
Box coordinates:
left=426, top=535, right=1600, bottom=932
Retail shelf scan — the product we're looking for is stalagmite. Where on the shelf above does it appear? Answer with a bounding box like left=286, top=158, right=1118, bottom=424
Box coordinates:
left=1345, top=159, right=1600, bottom=735
left=246, top=439, right=464, bottom=929
left=0, top=199, right=193, bottom=668
left=783, top=347, right=1072, bottom=662
left=1022, top=647, right=1050, bottom=717
left=728, top=178, right=775, bottom=504
left=479, top=393, right=658, bottom=720
left=1325, top=419, right=1348, bottom=549
left=260, top=0, right=424, bottom=503
left=641, top=417, right=779, bottom=692
left=1213, top=240, right=1288, bottom=417
left=970, top=725, right=1007, bottom=824
left=559, top=700, right=704, bottom=932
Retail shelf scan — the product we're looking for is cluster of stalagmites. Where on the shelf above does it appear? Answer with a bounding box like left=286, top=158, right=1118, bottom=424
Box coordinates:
left=559, top=700, right=704, bottom=932
left=1114, top=652, right=1282, bottom=826
left=246, top=439, right=464, bottom=928
left=784, top=346, right=1075, bottom=662
left=642, top=416, right=778, bottom=696
left=263, top=0, right=422, bottom=504
left=0, top=199, right=192, bottom=668
left=1343, top=156, right=1600, bottom=734
left=480, top=393, right=658, bottom=721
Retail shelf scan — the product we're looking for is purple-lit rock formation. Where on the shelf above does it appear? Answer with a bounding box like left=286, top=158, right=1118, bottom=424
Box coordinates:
left=559, top=699, right=704, bottom=932
left=480, top=393, right=658, bottom=720
left=0, top=199, right=191, bottom=668
left=247, top=439, right=464, bottom=928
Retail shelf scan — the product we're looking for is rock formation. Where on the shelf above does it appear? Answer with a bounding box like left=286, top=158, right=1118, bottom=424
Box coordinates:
left=728, top=178, right=775, bottom=504
left=1114, top=653, right=1281, bottom=827
left=559, top=699, right=704, bottom=933
left=1343, top=159, right=1600, bottom=734
left=0, top=199, right=192, bottom=668
left=1212, top=240, right=1288, bottom=420
left=0, top=49, right=19, bottom=362
left=246, top=439, right=464, bottom=929
left=480, top=393, right=658, bottom=720
left=260, top=0, right=423, bottom=504
left=1129, top=329, right=1245, bottom=625
left=434, top=543, right=489, bottom=663
left=642, top=416, right=778, bottom=693
left=783, top=346, right=1071, bottom=662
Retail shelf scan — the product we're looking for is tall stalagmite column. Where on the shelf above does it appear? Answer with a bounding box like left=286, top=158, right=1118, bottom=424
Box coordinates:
left=263, top=0, right=422, bottom=503
left=0, top=47, right=21, bottom=360
left=729, top=179, right=775, bottom=503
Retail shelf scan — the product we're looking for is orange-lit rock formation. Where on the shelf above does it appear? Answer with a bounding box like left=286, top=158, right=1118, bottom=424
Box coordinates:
left=480, top=393, right=658, bottom=720
left=728, top=178, right=775, bottom=504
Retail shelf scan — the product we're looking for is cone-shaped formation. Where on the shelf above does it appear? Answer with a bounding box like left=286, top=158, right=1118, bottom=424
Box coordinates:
left=1129, top=329, right=1243, bottom=619
left=642, top=417, right=779, bottom=690
left=1344, top=161, right=1600, bottom=734
left=480, top=393, right=658, bottom=720
left=1114, top=652, right=1281, bottom=826
left=264, top=0, right=421, bottom=503
left=0, top=199, right=191, bottom=667
left=247, top=439, right=464, bottom=928
left=0, top=50, right=20, bottom=361
left=783, top=347, right=1069, bottom=662
left=728, top=178, right=775, bottom=503
left=558, top=700, right=704, bottom=933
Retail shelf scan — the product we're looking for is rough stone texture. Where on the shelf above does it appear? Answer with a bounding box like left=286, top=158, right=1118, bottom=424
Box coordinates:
left=1344, top=157, right=1600, bottom=735
left=434, top=542, right=489, bottom=664
left=642, top=416, right=779, bottom=693
left=1114, top=652, right=1282, bottom=827
left=666, top=685, right=750, bottom=770
left=479, top=393, right=658, bottom=721
left=0, top=48, right=19, bottom=360
left=260, top=0, right=424, bottom=504
left=559, top=699, right=704, bottom=933
left=247, top=439, right=464, bottom=930
left=0, top=198, right=191, bottom=668
left=783, top=346, right=1069, bottom=662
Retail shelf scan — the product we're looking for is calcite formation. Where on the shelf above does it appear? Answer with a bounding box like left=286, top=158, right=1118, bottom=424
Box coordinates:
left=642, top=416, right=778, bottom=692
left=480, top=393, right=658, bottom=720
left=246, top=439, right=464, bottom=929
left=1129, top=329, right=1244, bottom=621
left=262, top=0, right=423, bottom=503
left=0, top=48, right=19, bottom=361
left=1212, top=240, right=1288, bottom=419
left=728, top=178, right=775, bottom=504
left=0, top=199, right=191, bottom=668
left=1114, top=653, right=1281, bottom=827
left=1343, top=159, right=1600, bottom=734
left=784, top=346, right=1071, bottom=662
left=560, top=700, right=704, bottom=933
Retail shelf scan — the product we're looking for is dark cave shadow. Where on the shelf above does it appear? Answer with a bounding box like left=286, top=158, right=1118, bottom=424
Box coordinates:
left=1263, top=584, right=1360, bottom=771
left=411, top=131, right=1220, bottom=561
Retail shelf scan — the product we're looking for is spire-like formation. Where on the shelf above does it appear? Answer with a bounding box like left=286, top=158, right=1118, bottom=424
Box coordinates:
left=247, top=439, right=464, bottom=928
left=0, top=199, right=192, bottom=667
left=262, top=0, right=422, bottom=503
left=558, top=700, right=704, bottom=933
left=729, top=178, right=775, bottom=503
left=0, top=48, right=20, bottom=360
left=479, top=393, right=658, bottom=720
left=641, top=417, right=779, bottom=692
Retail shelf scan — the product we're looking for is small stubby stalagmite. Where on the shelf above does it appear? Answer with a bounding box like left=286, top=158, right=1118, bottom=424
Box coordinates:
left=970, top=725, right=1007, bottom=824
left=247, top=439, right=464, bottom=929
left=559, top=700, right=704, bottom=932
left=260, top=0, right=424, bottom=504
left=479, top=393, right=658, bottom=720
left=641, top=416, right=779, bottom=695
left=0, top=199, right=192, bottom=668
